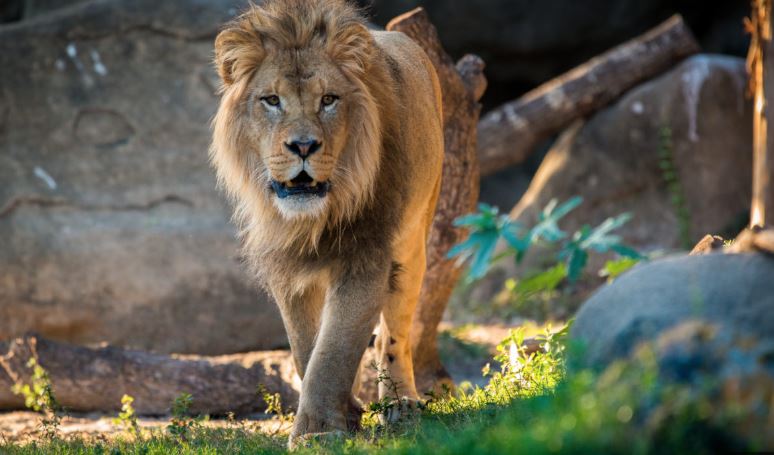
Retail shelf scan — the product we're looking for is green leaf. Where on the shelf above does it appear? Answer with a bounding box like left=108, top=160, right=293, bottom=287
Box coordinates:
left=530, top=197, right=583, bottom=244
left=468, top=231, right=500, bottom=279
left=566, top=249, right=588, bottom=283
left=579, top=213, right=633, bottom=253
left=512, top=263, right=567, bottom=295
left=611, top=244, right=644, bottom=259
left=599, top=257, right=640, bottom=281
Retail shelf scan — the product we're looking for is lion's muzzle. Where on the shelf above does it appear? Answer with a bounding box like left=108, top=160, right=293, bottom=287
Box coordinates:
left=270, top=170, right=330, bottom=199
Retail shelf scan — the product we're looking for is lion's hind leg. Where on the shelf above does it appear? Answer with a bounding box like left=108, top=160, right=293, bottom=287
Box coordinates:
left=375, top=227, right=427, bottom=422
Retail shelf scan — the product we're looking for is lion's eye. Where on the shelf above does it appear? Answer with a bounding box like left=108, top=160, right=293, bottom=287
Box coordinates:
left=321, top=94, right=338, bottom=107
left=261, top=95, right=281, bottom=107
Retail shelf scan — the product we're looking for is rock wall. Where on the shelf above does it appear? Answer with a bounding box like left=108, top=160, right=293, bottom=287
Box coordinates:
left=0, top=0, right=287, bottom=355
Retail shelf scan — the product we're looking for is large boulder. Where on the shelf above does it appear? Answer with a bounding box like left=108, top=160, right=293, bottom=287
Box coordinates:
left=512, top=55, right=752, bottom=252
left=572, top=253, right=774, bottom=366
left=0, top=0, right=287, bottom=355
left=464, top=55, right=753, bottom=309
left=572, top=253, right=774, bottom=449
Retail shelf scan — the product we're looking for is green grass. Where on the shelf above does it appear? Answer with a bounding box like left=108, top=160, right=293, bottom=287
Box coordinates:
left=1, top=325, right=760, bottom=455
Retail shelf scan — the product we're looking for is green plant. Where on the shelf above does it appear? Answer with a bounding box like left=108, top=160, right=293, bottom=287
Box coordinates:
left=166, top=392, right=204, bottom=441
left=427, top=323, right=570, bottom=417
left=256, top=384, right=294, bottom=434
left=11, top=358, right=63, bottom=440
left=599, top=257, right=640, bottom=282
left=658, top=127, right=692, bottom=249
left=112, top=394, right=140, bottom=437
left=449, top=198, right=643, bottom=306
left=364, top=360, right=423, bottom=426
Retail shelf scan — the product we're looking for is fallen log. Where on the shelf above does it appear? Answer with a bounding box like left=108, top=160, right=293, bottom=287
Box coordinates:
left=387, top=8, right=485, bottom=394
left=0, top=334, right=299, bottom=415
left=478, top=14, right=700, bottom=176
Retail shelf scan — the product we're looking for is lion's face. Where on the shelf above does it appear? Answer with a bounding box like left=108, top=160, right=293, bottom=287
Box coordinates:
left=245, top=49, right=354, bottom=218
left=211, top=1, right=383, bottom=244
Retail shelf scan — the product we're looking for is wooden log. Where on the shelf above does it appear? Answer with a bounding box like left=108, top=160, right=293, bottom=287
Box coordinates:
left=386, top=8, right=485, bottom=394
left=478, top=14, right=700, bottom=176
left=749, top=0, right=774, bottom=227
left=0, top=334, right=298, bottom=415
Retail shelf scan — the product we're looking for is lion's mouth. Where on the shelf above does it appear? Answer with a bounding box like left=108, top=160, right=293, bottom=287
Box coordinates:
left=270, top=171, right=330, bottom=199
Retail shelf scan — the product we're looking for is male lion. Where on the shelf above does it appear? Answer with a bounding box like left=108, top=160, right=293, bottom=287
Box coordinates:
left=209, top=0, right=443, bottom=446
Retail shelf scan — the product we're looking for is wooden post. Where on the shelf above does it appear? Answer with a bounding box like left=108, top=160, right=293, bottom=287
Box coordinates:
left=749, top=0, right=774, bottom=227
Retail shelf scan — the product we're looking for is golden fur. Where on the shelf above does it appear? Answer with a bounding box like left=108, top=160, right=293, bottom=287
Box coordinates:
left=210, top=0, right=444, bottom=447
left=211, top=0, right=387, bottom=256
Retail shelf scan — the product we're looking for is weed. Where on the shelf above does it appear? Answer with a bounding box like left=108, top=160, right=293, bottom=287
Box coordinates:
left=166, top=392, right=205, bottom=441
left=112, top=394, right=140, bottom=437
left=256, top=384, right=294, bottom=434
left=658, top=127, right=693, bottom=249
left=11, top=358, right=63, bottom=440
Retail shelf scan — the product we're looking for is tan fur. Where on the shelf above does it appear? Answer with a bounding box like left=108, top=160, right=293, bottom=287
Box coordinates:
left=210, top=0, right=443, bottom=447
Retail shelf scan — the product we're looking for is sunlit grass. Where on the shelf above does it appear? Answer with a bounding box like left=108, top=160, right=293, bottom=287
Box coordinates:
left=0, top=323, right=760, bottom=455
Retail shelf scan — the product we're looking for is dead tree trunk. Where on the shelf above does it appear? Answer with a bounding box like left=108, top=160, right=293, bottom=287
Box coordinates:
left=386, top=8, right=486, bottom=394
left=749, top=0, right=774, bottom=227
left=0, top=334, right=298, bottom=415
left=478, top=14, right=700, bottom=176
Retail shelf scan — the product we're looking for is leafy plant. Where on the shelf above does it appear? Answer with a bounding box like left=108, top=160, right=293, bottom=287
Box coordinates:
left=365, top=360, right=423, bottom=426
left=11, top=358, right=63, bottom=440
left=599, top=257, right=640, bottom=282
left=449, top=197, right=642, bottom=285
left=658, top=127, right=692, bottom=249
left=112, top=394, right=140, bottom=437
left=166, top=392, right=204, bottom=441
left=256, top=384, right=294, bottom=434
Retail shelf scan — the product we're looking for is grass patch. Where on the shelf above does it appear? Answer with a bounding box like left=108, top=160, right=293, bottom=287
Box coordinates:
left=1, top=323, right=758, bottom=454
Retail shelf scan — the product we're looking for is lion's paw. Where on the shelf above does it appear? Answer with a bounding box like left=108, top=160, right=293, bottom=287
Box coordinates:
left=379, top=397, right=423, bottom=425
left=288, top=406, right=349, bottom=450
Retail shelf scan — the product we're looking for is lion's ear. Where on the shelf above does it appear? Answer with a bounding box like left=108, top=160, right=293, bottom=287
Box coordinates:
left=214, top=26, right=264, bottom=86
left=328, top=23, right=374, bottom=77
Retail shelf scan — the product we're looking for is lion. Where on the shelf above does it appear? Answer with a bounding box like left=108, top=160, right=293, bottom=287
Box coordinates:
left=209, top=0, right=443, bottom=447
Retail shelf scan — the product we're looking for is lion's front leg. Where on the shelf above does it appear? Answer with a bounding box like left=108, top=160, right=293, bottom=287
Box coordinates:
left=288, top=264, right=388, bottom=449
left=271, top=283, right=325, bottom=380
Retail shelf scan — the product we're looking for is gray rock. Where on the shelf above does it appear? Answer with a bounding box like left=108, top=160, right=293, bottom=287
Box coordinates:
left=571, top=253, right=774, bottom=367
left=512, top=55, right=752, bottom=254
left=0, top=0, right=287, bottom=355
left=464, top=55, right=753, bottom=310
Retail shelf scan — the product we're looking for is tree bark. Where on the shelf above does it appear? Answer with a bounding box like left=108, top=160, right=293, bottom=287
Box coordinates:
left=749, top=0, right=774, bottom=227
left=0, top=334, right=299, bottom=415
left=478, top=14, right=700, bottom=176
left=386, top=8, right=485, bottom=395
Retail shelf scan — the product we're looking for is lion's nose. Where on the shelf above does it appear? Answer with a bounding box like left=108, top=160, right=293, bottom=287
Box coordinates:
left=284, top=139, right=322, bottom=158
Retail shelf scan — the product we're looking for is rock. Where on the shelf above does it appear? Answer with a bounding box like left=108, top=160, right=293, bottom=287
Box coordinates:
left=571, top=253, right=774, bottom=448
left=571, top=253, right=774, bottom=366
left=360, top=0, right=749, bottom=109
left=0, top=0, right=287, bottom=355
left=464, top=55, right=753, bottom=309
left=512, top=55, right=752, bottom=253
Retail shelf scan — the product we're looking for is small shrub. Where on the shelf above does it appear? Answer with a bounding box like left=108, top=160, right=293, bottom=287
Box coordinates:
left=166, top=392, right=204, bottom=441
left=112, top=394, right=140, bottom=437
left=256, top=384, right=294, bottom=434
left=11, top=357, right=63, bottom=440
